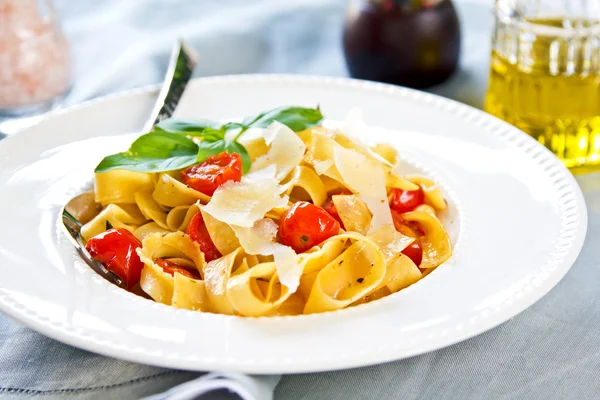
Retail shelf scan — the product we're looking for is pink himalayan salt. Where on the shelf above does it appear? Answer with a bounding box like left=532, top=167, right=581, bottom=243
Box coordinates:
left=0, top=0, right=71, bottom=108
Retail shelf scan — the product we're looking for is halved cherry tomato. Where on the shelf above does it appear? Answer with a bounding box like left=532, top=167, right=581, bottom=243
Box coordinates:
left=389, top=187, right=425, bottom=214
left=280, top=201, right=340, bottom=253
left=186, top=212, right=222, bottom=262
left=181, top=151, right=242, bottom=196
left=402, top=242, right=423, bottom=267
left=86, top=228, right=143, bottom=289
left=322, top=189, right=352, bottom=229
left=322, top=198, right=343, bottom=228
left=155, top=258, right=200, bottom=279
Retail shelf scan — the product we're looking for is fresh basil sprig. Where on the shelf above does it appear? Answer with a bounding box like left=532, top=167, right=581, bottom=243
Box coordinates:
left=240, top=106, right=324, bottom=132
left=95, top=131, right=200, bottom=173
left=95, top=105, right=323, bottom=174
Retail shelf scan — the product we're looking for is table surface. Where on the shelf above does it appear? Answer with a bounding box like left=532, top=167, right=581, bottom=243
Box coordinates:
left=2, top=1, right=600, bottom=399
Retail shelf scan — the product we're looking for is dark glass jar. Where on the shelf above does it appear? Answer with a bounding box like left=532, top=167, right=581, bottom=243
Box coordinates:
left=343, top=0, right=461, bottom=89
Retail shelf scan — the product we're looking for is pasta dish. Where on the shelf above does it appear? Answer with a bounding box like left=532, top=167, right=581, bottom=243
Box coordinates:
left=73, top=106, right=452, bottom=316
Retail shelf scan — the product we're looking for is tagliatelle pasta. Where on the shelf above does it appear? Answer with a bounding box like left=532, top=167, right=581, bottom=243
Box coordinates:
left=76, top=106, right=453, bottom=316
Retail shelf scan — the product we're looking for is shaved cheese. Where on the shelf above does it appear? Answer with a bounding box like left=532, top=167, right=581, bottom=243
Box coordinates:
left=244, top=163, right=277, bottom=182
left=333, top=146, right=393, bottom=232
left=262, top=122, right=280, bottom=145
left=369, top=224, right=414, bottom=262
left=250, top=121, right=306, bottom=181
left=232, top=219, right=301, bottom=292
left=235, top=127, right=269, bottom=161
left=313, top=159, right=334, bottom=175
left=202, top=172, right=288, bottom=227
left=340, top=108, right=394, bottom=168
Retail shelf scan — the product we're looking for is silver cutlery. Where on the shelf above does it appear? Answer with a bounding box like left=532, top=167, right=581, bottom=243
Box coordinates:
left=61, top=40, right=198, bottom=288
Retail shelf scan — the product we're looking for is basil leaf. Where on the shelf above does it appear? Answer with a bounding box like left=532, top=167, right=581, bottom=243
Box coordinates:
left=241, top=106, right=323, bottom=132
left=95, top=131, right=199, bottom=173
left=200, top=127, right=227, bottom=141
left=153, top=118, right=222, bottom=134
left=196, top=139, right=251, bottom=174
left=196, top=139, right=227, bottom=163
left=225, top=141, right=251, bottom=174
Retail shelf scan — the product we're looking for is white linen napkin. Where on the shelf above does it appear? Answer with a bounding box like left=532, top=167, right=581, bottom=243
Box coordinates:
left=143, top=373, right=280, bottom=400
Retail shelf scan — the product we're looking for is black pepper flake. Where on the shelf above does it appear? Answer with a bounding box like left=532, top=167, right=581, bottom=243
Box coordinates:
left=338, top=260, right=344, bottom=265
left=356, top=278, right=364, bottom=283
left=370, top=263, right=374, bottom=267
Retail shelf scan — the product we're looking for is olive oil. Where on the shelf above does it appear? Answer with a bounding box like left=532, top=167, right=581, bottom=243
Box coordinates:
left=485, top=18, right=600, bottom=172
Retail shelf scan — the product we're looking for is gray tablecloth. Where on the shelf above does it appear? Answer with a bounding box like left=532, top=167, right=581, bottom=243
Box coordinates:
left=2, top=0, right=600, bottom=399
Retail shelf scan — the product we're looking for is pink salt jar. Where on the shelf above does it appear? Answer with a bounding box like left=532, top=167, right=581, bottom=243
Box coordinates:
left=0, top=0, right=71, bottom=116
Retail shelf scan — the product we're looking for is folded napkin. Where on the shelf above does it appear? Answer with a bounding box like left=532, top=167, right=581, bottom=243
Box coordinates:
left=0, top=316, right=278, bottom=400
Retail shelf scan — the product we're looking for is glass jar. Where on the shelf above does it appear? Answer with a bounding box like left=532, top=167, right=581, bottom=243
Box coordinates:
left=484, top=0, right=600, bottom=173
left=343, top=0, right=461, bottom=89
left=0, top=0, right=71, bottom=117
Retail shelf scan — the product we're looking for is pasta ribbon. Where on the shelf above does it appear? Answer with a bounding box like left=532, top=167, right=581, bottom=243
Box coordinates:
left=203, top=247, right=246, bottom=315
left=407, top=175, right=447, bottom=211
left=332, top=194, right=371, bottom=235
left=153, top=173, right=210, bottom=207
left=172, top=273, right=210, bottom=311
left=304, top=233, right=386, bottom=314
left=94, top=170, right=156, bottom=205
left=284, top=166, right=327, bottom=206
left=135, top=192, right=169, bottom=229
left=371, top=143, right=398, bottom=165
left=226, top=261, right=292, bottom=317
left=368, top=225, right=421, bottom=293
left=138, top=232, right=207, bottom=304
left=133, top=222, right=171, bottom=240
left=81, top=204, right=148, bottom=241
left=165, top=203, right=200, bottom=232
left=86, top=119, right=453, bottom=316
left=401, top=211, right=452, bottom=269
left=139, top=258, right=174, bottom=305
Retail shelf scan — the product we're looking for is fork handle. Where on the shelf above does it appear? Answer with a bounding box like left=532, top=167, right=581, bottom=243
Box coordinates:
left=143, top=40, right=199, bottom=132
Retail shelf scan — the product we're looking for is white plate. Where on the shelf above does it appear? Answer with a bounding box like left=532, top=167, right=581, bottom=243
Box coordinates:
left=0, top=75, right=587, bottom=374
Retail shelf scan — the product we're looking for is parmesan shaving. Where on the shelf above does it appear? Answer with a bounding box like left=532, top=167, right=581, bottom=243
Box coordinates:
left=340, top=108, right=394, bottom=168
left=262, top=122, right=280, bottom=146
left=313, top=159, right=334, bottom=175
left=232, top=219, right=301, bottom=292
left=202, top=172, right=288, bottom=227
left=333, top=146, right=393, bottom=233
left=250, top=121, right=306, bottom=181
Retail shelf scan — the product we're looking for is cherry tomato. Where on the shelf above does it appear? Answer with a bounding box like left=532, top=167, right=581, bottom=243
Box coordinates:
left=86, top=228, right=143, bottom=289
left=181, top=151, right=242, bottom=196
left=322, top=198, right=343, bottom=228
left=154, top=258, right=200, bottom=279
left=186, top=212, right=222, bottom=262
left=280, top=201, right=340, bottom=253
left=389, top=187, right=425, bottom=214
left=402, top=242, right=423, bottom=267
left=322, top=190, right=352, bottom=229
